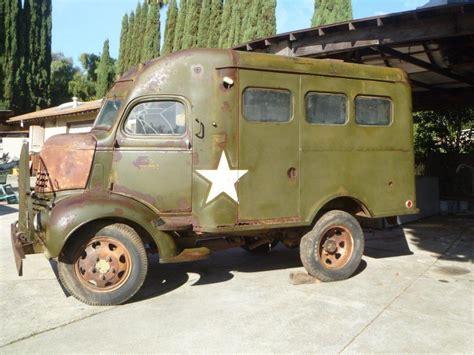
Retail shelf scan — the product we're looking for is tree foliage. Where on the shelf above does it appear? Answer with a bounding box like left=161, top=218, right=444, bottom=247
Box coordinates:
left=207, top=0, right=223, bottom=47
left=95, top=39, right=115, bottom=98
left=143, top=1, right=161, bottom=60
left=162, top=0, right=178, bottom=55
left=312, top=0, right=353, bottom=27
left=414, top=109, right=474, bottom=162
left=257, top=0, right=276, bottom=38
left=0, top=0, right=52, bottom=113
left=117, top=14, right=129, bottom=75
left=183, top=0, right=202, bottom=49
left=50, top=53, right=77, bottom=106
left=218, top=0, right=233, bottom=48
left=197, top=0, right=211, bottom=47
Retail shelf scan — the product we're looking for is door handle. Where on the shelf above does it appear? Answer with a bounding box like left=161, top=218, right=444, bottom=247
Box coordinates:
left=195, top=119, right=205, bottom=139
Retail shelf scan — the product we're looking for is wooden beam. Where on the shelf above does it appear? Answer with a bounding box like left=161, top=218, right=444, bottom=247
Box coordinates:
left=290, top=12, right=474, bottom=58
left=378, top=45, right=474, bottom=86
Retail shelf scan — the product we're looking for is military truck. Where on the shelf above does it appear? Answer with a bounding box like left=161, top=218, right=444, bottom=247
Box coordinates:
left=11, top=49, right=417, bottom=305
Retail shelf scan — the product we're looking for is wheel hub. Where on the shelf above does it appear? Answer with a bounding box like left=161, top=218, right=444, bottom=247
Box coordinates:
left=323, top=239, right=337, bottom=254
left=96, top=259, right=111, bottom=274
left=74, top=237, right=132, bottom=291
left=318, top=226, right=354, bottom=270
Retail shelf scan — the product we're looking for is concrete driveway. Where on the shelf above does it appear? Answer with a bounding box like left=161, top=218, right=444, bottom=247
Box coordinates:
left=0, top=203, right=472, bottom=353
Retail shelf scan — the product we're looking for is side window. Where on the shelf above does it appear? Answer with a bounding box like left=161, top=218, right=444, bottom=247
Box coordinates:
left=355, top=96, right=392, bottom=126
left=124, top=101, right=186, bottom=135
left=305, top=92, right=347, bottom=125
left=243, top=88, right=292, bottom=122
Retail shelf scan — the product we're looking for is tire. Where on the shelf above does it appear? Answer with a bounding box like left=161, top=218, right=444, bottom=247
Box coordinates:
left=300, top=210, right=364, bottom=282
left=58, top=223, right=148, bottom=306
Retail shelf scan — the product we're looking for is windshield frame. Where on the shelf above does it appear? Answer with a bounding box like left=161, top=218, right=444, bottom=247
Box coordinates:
left=92, top=96, right=124, bottom=131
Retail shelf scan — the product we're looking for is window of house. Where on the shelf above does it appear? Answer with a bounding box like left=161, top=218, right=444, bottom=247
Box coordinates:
left=306, top=92, right=347, bottom=125
left=355, top=96, right=392, bottom=126
left=124, top=101, right=186, bottom=135
left=243, top=88, right=292, bottom=122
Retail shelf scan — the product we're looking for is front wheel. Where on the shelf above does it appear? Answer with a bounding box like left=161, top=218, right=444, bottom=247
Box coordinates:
left=58, top=223, right=148, bottom=305
left=300, top=210, right=364, bottom=281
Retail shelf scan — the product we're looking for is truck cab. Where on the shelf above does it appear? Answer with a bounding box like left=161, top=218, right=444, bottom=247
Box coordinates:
left=11, top=49, right=417, bottom=305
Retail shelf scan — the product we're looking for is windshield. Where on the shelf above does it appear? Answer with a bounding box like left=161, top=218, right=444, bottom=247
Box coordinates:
left=93, top=97, right=123, bottom=130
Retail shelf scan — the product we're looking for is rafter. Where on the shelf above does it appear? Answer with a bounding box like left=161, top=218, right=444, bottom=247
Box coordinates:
left=377, top=46, right=474, bottom=86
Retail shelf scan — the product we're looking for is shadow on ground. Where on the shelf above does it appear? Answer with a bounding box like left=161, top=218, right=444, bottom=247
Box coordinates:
left=130, top=215, right=473, bottom=303
left=0, top=204, right=18, bottom=216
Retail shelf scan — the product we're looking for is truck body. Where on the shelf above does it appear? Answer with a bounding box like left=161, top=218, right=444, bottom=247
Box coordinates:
left=11, top=49, right=417, bottom=305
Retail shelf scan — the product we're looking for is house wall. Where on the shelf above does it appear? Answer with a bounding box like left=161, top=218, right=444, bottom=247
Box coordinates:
left=42, top=112, right=96, bottom=143
left=1, top=137, right=28, bottom=160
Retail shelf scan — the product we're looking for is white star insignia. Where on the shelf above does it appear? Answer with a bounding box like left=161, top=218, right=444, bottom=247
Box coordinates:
left=196, top=152, right=248, bottom=204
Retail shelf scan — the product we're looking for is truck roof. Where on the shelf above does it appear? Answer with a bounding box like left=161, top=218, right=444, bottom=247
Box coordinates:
left=118, top=48, right=409, bottom=85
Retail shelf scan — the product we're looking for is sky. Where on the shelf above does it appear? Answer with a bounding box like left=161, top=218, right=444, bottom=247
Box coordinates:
left=52, top=0, right=428, bottom=66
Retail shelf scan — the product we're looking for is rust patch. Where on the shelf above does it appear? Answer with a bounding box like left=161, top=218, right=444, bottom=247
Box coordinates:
left=221, top=101, right=231, bottom=112
left=114, top=208, right=124, bottom=216
left=35, top=133, right=96, bottom=193
left=155, top=215, right=193, bottom=230
left=133, top=156, right=151, bottom=169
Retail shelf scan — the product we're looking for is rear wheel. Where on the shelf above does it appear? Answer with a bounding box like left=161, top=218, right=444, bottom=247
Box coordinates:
left=58, top=223, right=148, bottom=305
left=300, top=210, right=364, bottom=281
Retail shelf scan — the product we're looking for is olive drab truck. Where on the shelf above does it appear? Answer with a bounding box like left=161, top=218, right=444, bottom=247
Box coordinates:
left=11, top=49, right=417, bottom=305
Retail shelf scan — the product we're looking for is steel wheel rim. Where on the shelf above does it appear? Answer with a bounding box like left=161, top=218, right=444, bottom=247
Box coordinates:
left=317, top=225, right=354, bottom=269
left=74, top=237, right=132, bottom=292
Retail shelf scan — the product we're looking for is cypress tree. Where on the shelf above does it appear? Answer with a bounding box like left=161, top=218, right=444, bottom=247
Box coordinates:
left=125, top=12, right=135, bottom=71
left=27, top=0, right=52, bottom=110
left=96, top=39, right=113, bottom=98
left=143, top=1, right=160, bottom=61
left=257, top=0, right=276, bottom=39
left=173, top=0, right=187, bottom=51
left=234, top=0, right=251, bottom=44
left=0, top=0, right=5, bottom=107
left=217, top=0, right=232, bottom=48
left=182, top=0, right=202, bottom=49
left=130, top=2, right=142, bottom=66
left=206, top=0, right=222, bottom=48
left=196, top=0, right=211, bottom=47
left=227, top=0, right=241, bottom=47
left=117, top=13, right=129, bottom=76
left=2, top=0, right=22, bottom=111
left=139, top=0, right=148, bottom=62
left=162, top=0, right=178, bottom=55
left=312, top=0, right=353, bottom=27
left=15, top=0, right=28, bottom=111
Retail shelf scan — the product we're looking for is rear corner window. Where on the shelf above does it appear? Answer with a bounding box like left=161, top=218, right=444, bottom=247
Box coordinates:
left=355, top=96, right=392, bottom=126
left=243, top=88, right=292, bottom=123
left=305, top=92, right=347, bottom=125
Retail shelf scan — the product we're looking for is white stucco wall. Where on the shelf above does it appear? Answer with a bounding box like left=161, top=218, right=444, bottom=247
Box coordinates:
left=1, top=137, right=28, bottom=160
left=43, top=114, right=95, bottom=142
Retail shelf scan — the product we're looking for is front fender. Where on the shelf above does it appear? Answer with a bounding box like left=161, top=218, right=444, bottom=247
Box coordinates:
left=45, top=192, right=179, bottom=259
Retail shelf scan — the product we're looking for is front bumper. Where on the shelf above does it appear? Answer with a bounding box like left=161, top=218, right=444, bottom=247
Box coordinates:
left=10, top=221, right=36, bottom=276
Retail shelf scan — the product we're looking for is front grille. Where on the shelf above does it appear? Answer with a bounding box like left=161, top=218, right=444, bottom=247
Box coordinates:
left=35, top=164, right=50, bottom=193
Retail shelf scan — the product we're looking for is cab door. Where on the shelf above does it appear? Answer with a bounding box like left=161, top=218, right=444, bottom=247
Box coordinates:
left=238, top=70, right=300, bottom=222
left=111, top=96, right=192, bottom=213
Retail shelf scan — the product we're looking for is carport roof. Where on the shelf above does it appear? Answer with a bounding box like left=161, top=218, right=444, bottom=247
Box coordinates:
left=7, top=99, right=102, bottom=124
left=234, top=4, right=474, bottom=111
